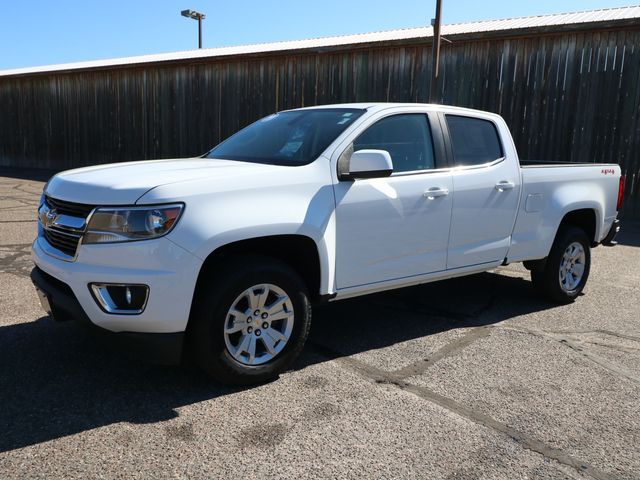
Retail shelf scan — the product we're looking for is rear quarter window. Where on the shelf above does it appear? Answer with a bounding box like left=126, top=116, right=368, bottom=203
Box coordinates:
left=446, top=115, right=503, bottom=167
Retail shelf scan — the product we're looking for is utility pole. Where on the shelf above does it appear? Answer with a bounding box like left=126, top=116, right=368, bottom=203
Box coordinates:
left=181, top=9, right=206, bottom=49
left=429, top=0, right=443, bottom=103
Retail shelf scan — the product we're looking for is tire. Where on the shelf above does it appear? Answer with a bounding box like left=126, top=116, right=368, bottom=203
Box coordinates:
left=530, top=226, right=591, bottom=303
left=189, top=255, right=312, bottom=386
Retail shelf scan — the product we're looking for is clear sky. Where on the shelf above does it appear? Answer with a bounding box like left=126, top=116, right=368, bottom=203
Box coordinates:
left=0, top=0, right=636, bottom=69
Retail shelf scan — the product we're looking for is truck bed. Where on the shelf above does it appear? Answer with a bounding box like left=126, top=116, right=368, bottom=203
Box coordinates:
left=506, top=161, right=621, bottom=263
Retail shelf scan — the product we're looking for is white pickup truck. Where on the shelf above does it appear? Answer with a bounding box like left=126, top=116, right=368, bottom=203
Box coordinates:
left=31, top=103, right=624, bottom=385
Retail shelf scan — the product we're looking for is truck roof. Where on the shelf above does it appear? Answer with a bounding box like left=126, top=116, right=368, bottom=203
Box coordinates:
left=289, top=102, right=500, bottom=118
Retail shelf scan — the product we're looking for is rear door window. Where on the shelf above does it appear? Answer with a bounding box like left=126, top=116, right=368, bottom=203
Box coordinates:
left=446, top=115, right=503, bottom=167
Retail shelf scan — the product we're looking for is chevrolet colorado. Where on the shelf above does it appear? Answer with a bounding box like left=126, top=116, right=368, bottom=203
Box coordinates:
left=31, top=103, right=624, bottom=385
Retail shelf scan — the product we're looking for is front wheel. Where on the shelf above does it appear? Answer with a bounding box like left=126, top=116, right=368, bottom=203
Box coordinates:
left=190, top=256, right=312, bottom=386
left=530, top=226, right=591, bottom=303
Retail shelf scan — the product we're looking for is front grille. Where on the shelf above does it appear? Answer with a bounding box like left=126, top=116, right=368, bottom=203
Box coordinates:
left=44, top=228, right=82, bottom=257
left=40, top=195, right=95, bottom=259
left=45, top=195, right=95, bottom=217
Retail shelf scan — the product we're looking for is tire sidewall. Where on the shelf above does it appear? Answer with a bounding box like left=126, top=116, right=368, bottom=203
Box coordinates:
left=192, top=258, right=311, bottom=383
left=550, top=228, right=591, bottom=300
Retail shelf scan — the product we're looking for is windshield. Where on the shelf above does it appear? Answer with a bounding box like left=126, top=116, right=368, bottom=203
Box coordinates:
left=206, top=108, right=365, bottom=166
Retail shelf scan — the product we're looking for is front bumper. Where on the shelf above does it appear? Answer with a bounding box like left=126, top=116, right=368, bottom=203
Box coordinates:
left=32, top=235, right=202, bottom=333
left=31, top=266, right=184, bottom=365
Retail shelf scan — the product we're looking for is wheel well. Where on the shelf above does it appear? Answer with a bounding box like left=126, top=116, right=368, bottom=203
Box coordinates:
left=524, top=208, right=597, bottom=272
left=195, top=234, right=322, bottom=301
left=559, top=209, right=597, bottom=243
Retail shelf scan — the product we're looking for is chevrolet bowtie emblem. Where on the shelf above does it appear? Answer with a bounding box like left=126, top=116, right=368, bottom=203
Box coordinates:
left=41, top=208, right=58, bottom=228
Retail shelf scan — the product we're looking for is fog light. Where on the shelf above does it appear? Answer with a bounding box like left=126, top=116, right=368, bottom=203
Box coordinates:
left=89, top=283, right=149, bottom=314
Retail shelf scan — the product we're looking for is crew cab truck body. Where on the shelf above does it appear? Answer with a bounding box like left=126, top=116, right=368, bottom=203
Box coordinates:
left=31, top=103, right=624, bottom=385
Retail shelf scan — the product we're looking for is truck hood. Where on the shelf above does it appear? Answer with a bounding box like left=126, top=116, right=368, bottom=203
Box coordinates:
left=45, top=158, right=281, bottom=205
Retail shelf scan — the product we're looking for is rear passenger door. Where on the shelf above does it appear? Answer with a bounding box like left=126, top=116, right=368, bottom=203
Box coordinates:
left=443, top=113, right=521, bottom=269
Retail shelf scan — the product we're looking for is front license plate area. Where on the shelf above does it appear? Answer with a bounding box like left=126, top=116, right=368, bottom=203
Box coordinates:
left=35, top=287, right=55, bottom=321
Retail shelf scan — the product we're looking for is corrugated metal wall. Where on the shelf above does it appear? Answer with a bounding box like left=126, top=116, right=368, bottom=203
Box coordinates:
left=0, top=27, right=638, bottom=216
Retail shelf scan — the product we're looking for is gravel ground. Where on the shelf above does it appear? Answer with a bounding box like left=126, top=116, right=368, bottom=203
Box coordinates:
left=0, top=169, right=638, bottom=479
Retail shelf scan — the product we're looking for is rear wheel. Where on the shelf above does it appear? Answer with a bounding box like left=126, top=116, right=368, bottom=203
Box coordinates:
left=530, top=226, right=591, bottom=303
left=190, top=256, right=311, bottom=386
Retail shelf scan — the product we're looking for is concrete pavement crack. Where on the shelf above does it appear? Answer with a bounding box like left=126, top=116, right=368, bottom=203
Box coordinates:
left=524, top=327, right=640, bottom=343
left=0, top=244, right=33, bottom=277
left=13, top=183, right=43, bottom=195
left=0, top=243, right=33, bottom=249
left=392, top=326, right=492, bottom=380
left=584, top=330, right=640, bottom=343
left=3, top=204, right=39, bottom=211
left=0, top=196, right=39, bottom=206
left=582, top=340, right=640, bottom=353
left=398, top=383, right=615, bottom=480
left=557, top=337, right=640, bottom=385
left=501, top=326, right=640, bottom=385
left=307, top=340, right=615, bottom=480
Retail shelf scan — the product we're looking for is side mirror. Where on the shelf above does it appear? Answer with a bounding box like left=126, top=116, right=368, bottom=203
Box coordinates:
left=344, top=149, right=393, bottom=180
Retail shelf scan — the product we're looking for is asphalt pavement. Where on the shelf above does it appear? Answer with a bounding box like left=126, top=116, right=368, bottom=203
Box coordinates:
left=0, top=169, right=638, bottom=479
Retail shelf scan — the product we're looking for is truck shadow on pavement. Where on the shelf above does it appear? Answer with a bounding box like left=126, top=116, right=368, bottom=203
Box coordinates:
left=0, top=271, right=555, bottom=453
left=615, top=219, right=640, bottom=247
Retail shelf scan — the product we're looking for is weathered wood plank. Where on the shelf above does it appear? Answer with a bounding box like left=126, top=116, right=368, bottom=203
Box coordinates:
left=0, top=27, right=638, bottom=215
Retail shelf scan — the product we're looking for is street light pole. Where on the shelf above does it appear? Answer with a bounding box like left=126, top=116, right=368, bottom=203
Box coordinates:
left=429, top=0, right=443, bottom=103
left=181, top=9, right=206, bottom=49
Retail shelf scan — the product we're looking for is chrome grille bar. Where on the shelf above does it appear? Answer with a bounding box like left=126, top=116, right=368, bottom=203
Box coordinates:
left=38, top=196, right=97, bottom=261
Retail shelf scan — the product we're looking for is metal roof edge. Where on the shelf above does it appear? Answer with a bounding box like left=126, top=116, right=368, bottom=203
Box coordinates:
left=1, top=5, right=639, bottom=78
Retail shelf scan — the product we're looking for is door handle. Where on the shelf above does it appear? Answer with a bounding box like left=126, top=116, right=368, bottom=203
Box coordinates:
left=423, top=187, right=449, bottom=199
left=495, top=181, right=515, bottom=192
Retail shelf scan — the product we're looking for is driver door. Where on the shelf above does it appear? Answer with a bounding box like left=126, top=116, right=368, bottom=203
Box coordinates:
left=333, top=112, right=453, bottom=289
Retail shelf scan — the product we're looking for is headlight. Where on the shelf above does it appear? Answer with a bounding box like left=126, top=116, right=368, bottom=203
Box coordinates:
left=84, top=204, right=183, bottom=244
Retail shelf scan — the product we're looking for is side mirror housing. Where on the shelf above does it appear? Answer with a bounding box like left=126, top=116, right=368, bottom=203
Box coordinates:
left=343, top=149, right=393, bottom=180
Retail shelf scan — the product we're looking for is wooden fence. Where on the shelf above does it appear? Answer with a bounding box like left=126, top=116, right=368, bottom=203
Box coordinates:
left=0, top=26, right=638, bottom=216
